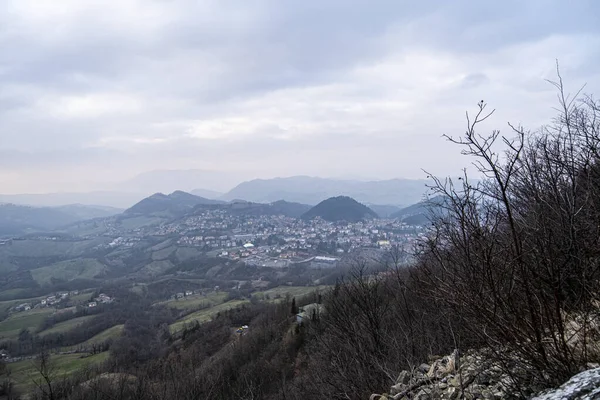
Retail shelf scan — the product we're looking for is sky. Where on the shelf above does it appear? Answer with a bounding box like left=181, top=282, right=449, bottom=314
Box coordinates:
left=1, top=0, right=599, bottom=193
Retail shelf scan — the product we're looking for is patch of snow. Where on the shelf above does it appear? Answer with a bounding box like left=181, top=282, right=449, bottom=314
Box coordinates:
left=531, top=368, right=600, bottom=400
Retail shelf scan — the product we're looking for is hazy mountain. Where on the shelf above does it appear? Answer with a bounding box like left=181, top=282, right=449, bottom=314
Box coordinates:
left=267, top=200, right=312, bottom=218
left=118, top=169, right=242, bottom=194
left=0, top=191, right=148, bottom=209
left=0, top=204, right=82, bottom=235
left=124, top=191, right=224, bottom=216
left=390, top=196, right=446, bottom=225
left=221, top=176, right=431, bottom=206
left=301, top=196, right=378, bottom=222
left=191, top=188, right=224, bottom=199
left=367, top=204, right=402, bottom=218
left=53, top=204, right=123, bottom=220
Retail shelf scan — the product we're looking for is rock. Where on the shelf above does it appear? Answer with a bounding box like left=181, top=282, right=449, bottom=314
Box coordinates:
left=390, top=383, right=406, bottom=395
left=418, top=363, right=431, bottom=373
left=396, top=370, right=411, bottom=385
left=443, top=387, right=460, bottom=400
left=414, top=389, right=431, bottom=400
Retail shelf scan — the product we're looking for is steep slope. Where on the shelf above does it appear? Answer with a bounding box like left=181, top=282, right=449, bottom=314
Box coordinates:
left=221, top=176, right=431, bottom=206
left=301, top=196, right=378, bottom=222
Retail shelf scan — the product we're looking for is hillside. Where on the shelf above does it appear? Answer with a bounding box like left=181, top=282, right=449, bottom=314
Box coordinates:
left=0, top=204, right=82, bottom=236
left=301, top=196, right=378, bottom=222
left=191, top=199, right=311, bottom=218
left=221, top=176, right=431, bottom=205
left=124, top=191, right=223, bottom=216
left=53, top=204, right=123, bottom=220
left=390, top=196, right=446, bottom=225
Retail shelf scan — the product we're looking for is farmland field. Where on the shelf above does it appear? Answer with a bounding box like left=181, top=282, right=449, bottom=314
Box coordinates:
left=0, top=308, right=54, bottom=340
left=2, top=352, right=109, bottom=392
left=38, top=315, right=97, bottom=336
left=169, top=299, right=249, bottom=333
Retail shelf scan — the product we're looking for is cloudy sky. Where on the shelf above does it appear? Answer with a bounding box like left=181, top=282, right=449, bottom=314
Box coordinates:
left=1, top=0, right=599, bottom=193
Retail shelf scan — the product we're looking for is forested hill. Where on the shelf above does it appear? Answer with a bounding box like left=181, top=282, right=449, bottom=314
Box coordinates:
left=301, top=196, right=378, bottom=222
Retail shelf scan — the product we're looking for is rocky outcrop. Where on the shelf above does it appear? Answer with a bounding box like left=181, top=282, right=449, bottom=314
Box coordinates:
left=370, top=350, right=522, bottom=400
left=371, top=350, right=600, bottom=400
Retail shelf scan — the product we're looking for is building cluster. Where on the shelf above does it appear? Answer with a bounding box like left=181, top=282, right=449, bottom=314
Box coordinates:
left=87, top=293, right=114, bottom=308
left=94, top=209, right=425, bottom=265
left=11, top=291, right=80, bottom=313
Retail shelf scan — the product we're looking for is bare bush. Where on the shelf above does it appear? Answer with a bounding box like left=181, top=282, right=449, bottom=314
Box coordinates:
left=417, top=67, right=600, bottom=392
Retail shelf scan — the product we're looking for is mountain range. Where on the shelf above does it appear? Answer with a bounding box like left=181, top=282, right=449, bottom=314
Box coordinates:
left=221, top=176, right=431, bottom=206
left=0, top=174, right=432, bottom=209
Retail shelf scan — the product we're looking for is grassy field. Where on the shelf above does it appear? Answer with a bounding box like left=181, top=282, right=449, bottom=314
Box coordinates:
left=253, top=285, right=330, bottom=301
left=2, top=352, right=109, bottom=393
left=0, top=308, right=54, bottom=340
left=66, top=291, right=94, bottom=306
left=162, top=292, right=228, bottom=311
left=78, top=324, right=124, bottom=347
left=39, top=315, right=97, bottom=337
left=140, top=260, right=173, bottom=275
left=31, top=258, right=107, bottom=286
left=169, top=300, right=249, bottom=333
left=0, top=294, right=45, bottom=310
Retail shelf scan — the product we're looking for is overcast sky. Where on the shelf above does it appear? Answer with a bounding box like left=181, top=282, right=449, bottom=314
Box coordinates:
left=1, top=0, right=599, bottom=193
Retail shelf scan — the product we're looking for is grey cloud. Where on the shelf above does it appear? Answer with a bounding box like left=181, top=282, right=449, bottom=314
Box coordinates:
left=0, top=0, right=599, bottom=193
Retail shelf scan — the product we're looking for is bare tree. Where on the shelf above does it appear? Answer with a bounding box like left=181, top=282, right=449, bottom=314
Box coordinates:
left=417, top=67, right=600, bottom=391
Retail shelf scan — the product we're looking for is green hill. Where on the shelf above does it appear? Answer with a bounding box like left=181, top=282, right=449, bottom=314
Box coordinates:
left=301, top=196, right=378, bottom=222
left=124, top=191, right=223, bottom=217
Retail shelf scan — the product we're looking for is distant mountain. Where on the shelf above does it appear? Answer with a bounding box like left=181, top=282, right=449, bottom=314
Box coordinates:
left=53, top=204, right=123, bottom=220
left=0, top=191, right=148, bottom=208
left=301, top=196, right=378, bottom=222
left=117, top=169, right=242, bottom=194
left=124, top=191, right=224, bottom=216
left=0, top=204, right=82, bottom=235
left=221, top=176, right=431, bottom=206
left=191, top=188, right=223, bottom=199
left=268, top=200, right=312, bottom=218
left=390, top=196, right=446, bottom=225
left=368, top=204, right=402, bottom=218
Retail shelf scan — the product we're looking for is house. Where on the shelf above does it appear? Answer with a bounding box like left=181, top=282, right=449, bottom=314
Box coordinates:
left=296, top=303, right=325, bottom=325
left=88, top=302, right=97, bottom=308
left=96, top=293, right=112, bottom=303
left=185, top=291, right=193, bottom=296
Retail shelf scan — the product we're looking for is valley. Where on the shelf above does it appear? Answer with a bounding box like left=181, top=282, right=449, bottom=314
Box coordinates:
left=0, top=191, right=424, bottom=397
